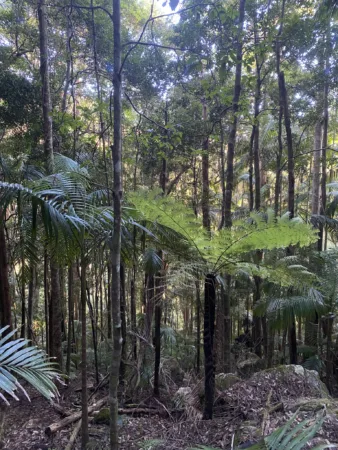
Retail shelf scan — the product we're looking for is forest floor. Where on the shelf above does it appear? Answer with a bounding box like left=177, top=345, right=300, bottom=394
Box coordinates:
left=3, top=366, right=338, bottom=450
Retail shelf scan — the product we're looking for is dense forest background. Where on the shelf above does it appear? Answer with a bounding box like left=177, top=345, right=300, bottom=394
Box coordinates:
left=1, top=0, right=338, bottom=448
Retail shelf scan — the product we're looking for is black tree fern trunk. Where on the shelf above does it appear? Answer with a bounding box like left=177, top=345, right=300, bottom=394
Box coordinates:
left=203, top=274, right=216, bottom=420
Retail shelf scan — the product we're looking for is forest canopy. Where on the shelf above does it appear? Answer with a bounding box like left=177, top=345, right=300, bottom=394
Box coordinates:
left=1, top=0, right=338, bottom=449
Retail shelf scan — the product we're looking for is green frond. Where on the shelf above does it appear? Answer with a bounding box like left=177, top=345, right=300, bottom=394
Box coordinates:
left=245, top=409, right=335, bottom=450
left=0, top=327, right=60, bottom=405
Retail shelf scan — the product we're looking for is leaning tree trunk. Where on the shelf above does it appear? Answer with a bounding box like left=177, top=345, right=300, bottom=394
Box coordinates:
left=203, top=274, right=216, bottom=420
left=109, top=0, right=123, bottom=448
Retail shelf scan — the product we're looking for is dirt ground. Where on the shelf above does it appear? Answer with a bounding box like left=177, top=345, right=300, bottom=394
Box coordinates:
left=2, top=367, right=338, bottom=450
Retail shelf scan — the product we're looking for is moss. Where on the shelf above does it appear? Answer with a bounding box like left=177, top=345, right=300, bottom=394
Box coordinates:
left=215, top=373, right=241, bottom=391
left=93, top=408, right=110, bottom=425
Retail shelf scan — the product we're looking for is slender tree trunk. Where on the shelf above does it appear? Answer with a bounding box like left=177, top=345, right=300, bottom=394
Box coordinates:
left=223, top=276, right=231, bottom=373
left=196, top=280, right=201, bottom=374
left=219, top=125, right=226, bottom=228
left=37, top=0, right=53, bottom=172
left=220, top=0, right=246, bottom=379
left=224, top=0, right=246, bottom=228
left=0, top=221, right=11, bottom=330
left=49, top=263, right=63, bottom=369
left=109, top=0, right=123, bottom=447
left=203, top=274, right=216, bottom=420
left=119, top=264, right=127, bottom=389
left=319, top=30, right=330, bottom=250
left=38, top=0, right=63, bottom=367
left=107, top=262, right=112, bottom=339
left=44, top=250, right=49, bottom=353
left=27, top=267, right=36, bottom=342
left=20, top=254, right=25, bottom=339
left=81, top=257, right=89, bottom=448
left=274, top=0, right=285, bottom=216
left=154, top=268, right=163, bottom=397
left=66, top=265, right=74, bottom=377
left=312, top=121, right=322, bottom=216
left=201, top=102, right=210, bottom=231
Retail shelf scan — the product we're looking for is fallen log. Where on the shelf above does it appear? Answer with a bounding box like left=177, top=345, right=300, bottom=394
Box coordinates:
left=46, top=398, right=183, bottom=436
left=64, top=419, right=82, bottom=450
left=51, top=402, right=72, bottom=417
left=45, top=397, right=108, bottom=436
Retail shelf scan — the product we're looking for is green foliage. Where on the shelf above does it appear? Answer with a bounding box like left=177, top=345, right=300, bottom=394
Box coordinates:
left=243, top=410, right=335, bottom=450
left=130, top=190, right=318, bottom=277
left=0, top=326, right=60, bottom=404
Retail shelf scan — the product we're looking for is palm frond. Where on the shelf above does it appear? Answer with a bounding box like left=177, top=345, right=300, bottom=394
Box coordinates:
left=245, top=409, right=335, bottom=450
left=0, top=327, right=60, bottom=405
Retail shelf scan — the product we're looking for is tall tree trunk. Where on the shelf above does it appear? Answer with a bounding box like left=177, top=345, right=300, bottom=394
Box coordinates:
left=27, top=267, right=37, bottom=342
left=201, top=102, right=210, bottom=231
left=37, top=0, right=53, bottom=172
left=0, top=221, right=11, bottom=330
left=280, top=70, right=297, bottom=363
left=279, top=72, right=295, bottom=219
left=119, top=264, right=127, bottom=390
left=319, top=29, right=330, bottom=251
left=196, top=280, right=201, bottom=374
left=224, top=0, right=246, bottom=228
left=107, top=262, right=112, bottom=339
left=109, top=0, right=123, bottom=447
left=223, top=275, right=231, bottom=373
left=154, top=268, right=163, bottom=397
left=203, top=274, right=216, bottom=420
left=66, top=265, right=74, bottom=377
left=274, top=0, right=285, bottom=216
left=312, top=121, right=322, bottom=216
left=220, top=0, right=246, bottom=380
left=219, top=125, right=226, bottom=228
left=49, top=263, right=63, bottom=368
left=252, top=29, right=263, bottom=356
left=38, top=0, right=63, bottom=367
left=81, top=257, right=89, bottom=448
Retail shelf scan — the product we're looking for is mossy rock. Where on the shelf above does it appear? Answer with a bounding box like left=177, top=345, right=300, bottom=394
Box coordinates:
left=273, top=365, right=329, bottom=397
left=292, top=398, right=338, bottom=414
left=93, top=408, right=124, bottom=426
left=237, top=354, right=265, bottom=378
left=93, top=408, right=110, bottom=425
left=236, top=420, right=262, bottom=444
left=215, top=373, right=241, bottom=391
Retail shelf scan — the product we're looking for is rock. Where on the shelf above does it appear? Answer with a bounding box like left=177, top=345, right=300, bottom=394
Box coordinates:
left=237, top=420, right=262, bottom=443
left=215, top=373, right=241, bottom=391
left=237, top=353, right=264, bottom=378
left=280, top=365, right=329, bottom=397
left=93, top=408, right=110, bottom=425
left=173, top=387, right=193, bottom=408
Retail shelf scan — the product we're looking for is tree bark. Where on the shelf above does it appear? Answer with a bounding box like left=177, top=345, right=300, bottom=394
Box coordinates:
left=312, top=121, right=322, bottom=216
left=203, top=274, right=216, bottom=420
left=119, top=264, right=127, bottom=389
left=196, top=280, right=201, bottom=374
left=153, top=272, right=162, bottom=397
left=224, top=0, right=246, bottom=228
left=109, top=0, right=123, bottom=447
left=49, top=262, right=63, bottom=369
left=81, top=258, right=89, bottom=448
left=201, top=102, right=210, bottom=231
left=0, top=220, right=11, bottom=330
left=37, top=0, right=53, bottom=172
